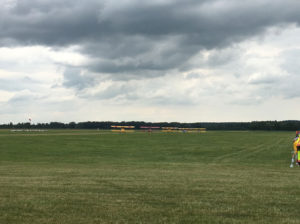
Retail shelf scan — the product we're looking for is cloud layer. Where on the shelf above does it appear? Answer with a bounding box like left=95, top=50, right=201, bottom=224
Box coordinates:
left=2, top=0, right=300, bottom=77
left=1, top=0, right=300, bottom=122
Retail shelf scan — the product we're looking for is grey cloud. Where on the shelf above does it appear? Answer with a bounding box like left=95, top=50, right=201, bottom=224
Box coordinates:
left=76, top=76, right=200, bottom=106
left=0, top=91, right=46, bottom=115
left=273, top=49, right=300, bottom=98
left=0, top=76, right=41, bottom=91
left=185, top=73, right=204, bottom=79
left=206, top=49, right=240, bottom=68
left=94, top=85, right=139, bottom=101
left=248, top=74, right=282, bottom=85
left=3, top=0, right=300, bottom=50
left=277, top=76, right=300, bottom=99
left=280, top=49, right=300, bottom=75
left=183, top=47, right=243, bottom=72
left=2, top=1, right=300, bottom=48
left=1, top=0, right=103, bottom=46
left=62, top=67, right=95, bottom=90
left=2, top=0, right=300, bottom=89
left=8, top=92, right=38, bottom=104
left=0, top=92, right=78, bottom=116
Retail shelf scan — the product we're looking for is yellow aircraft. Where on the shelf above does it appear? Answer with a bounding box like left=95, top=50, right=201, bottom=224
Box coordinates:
left=161, top=127, right=179, bottom=132
left=111, top=125, right=135, bottom=133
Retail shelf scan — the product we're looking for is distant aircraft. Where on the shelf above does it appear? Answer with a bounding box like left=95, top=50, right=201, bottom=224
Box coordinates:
left=111, top=125, right=135, bottom=133
left=140, top=126, right=160, bottom=132
left=161, top=127, right=179, bottom=132
left=179, top=128, right=206, bottom=133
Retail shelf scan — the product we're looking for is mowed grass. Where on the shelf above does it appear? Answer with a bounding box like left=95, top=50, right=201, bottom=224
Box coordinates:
left=0, top=130, right=299, bottom=224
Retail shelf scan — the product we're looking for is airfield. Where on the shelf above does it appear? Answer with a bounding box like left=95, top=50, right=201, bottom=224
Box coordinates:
left=0, top=129, right=299, bottom=224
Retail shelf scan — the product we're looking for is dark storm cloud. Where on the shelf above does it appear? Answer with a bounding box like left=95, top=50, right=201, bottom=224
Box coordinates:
left=1, top=0, right=103, bottom=46
left=2, top=0, right=300, bottom=87
left=2, top=0, right=300, bottom=48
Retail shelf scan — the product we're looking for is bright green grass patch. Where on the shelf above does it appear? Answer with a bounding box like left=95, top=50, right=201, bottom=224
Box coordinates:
left=0, top=130, right=299, bottom=223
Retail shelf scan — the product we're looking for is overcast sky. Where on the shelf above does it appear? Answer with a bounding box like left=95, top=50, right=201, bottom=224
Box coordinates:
left=1, top=0, right=300, bottom=123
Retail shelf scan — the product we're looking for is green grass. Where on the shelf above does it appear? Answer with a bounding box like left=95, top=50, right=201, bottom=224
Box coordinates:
left=0, top=130, right=299, bottom=223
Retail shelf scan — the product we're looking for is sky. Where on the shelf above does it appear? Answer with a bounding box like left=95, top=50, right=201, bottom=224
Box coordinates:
left=1, top=0, right=300, bottom=123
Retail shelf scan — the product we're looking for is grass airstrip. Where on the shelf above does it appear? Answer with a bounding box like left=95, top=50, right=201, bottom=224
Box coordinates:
left=0, top=129, right=299, bottom=223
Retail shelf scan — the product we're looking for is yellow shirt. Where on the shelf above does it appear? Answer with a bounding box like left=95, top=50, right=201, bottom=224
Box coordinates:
left=294, top=137, right=300, bottom=153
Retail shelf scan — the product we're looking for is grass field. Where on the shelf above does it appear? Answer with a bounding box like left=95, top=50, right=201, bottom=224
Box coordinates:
left=0, top=130, right=299, bottom=223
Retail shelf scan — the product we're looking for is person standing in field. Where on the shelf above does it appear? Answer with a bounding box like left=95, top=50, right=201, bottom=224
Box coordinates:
left=290, top=132, right=300, bottom=167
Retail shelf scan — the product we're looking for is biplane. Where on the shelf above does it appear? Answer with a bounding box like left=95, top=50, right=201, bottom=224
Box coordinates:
left=140, top=126, right=161, bottom=132
left=161, top=127, right=179, bottom=132
left=111, top=125, right=135, bottom=133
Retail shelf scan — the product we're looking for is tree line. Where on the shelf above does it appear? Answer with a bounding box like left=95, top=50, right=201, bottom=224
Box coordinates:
left=1, top=120, right=300, bottom=131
